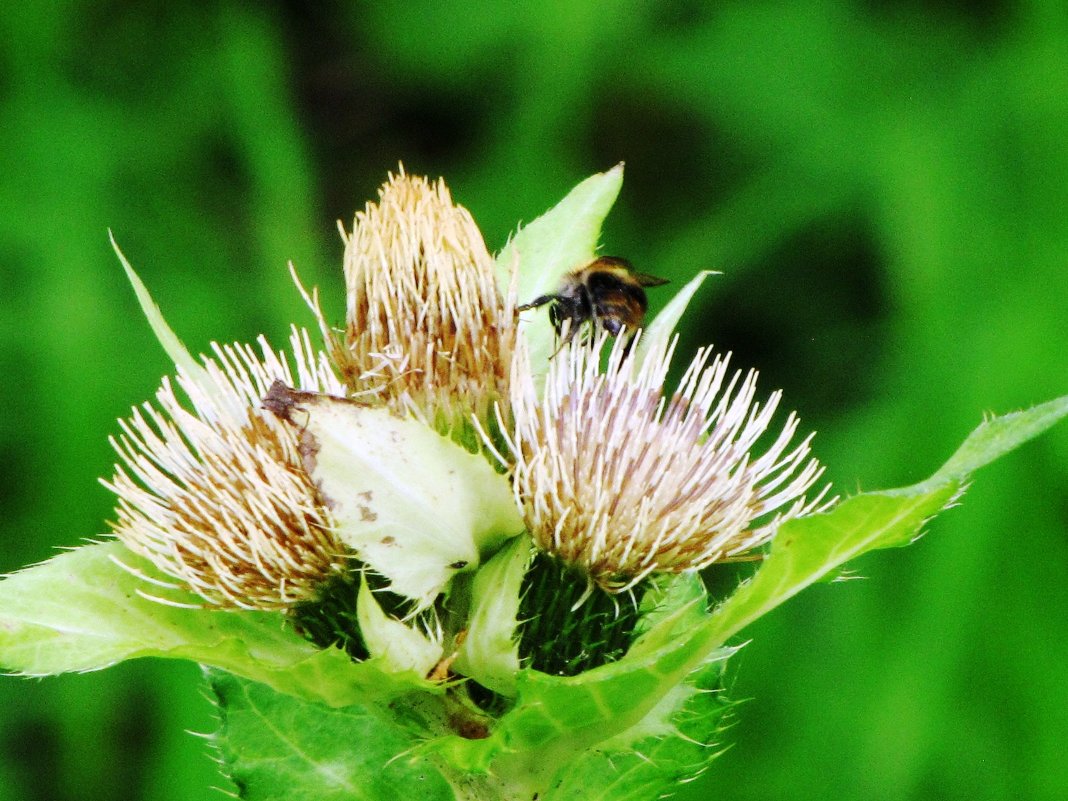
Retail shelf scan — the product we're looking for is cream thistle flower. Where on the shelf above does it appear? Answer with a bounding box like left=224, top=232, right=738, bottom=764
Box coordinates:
left=503, top=332, right=830, bottom=593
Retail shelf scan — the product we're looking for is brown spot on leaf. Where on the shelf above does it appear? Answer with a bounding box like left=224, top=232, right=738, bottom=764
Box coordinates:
left=449, top=714, right=490, bottom=740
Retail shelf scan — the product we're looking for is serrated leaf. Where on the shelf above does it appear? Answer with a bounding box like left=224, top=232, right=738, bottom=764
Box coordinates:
left=267, top=386, right=523, bottom=609
left=696, top=393, right=1068, bottom=654
left=0, top=541, right=432, bottom=706
left=543, top=660, right=731, bottom=801
left=496, top=165, right=624, bottom=374
left=698, top=485, right=958, bottom=647
left=210, top=671, right=455, bottom=801
left=488, top=638, right=732, bottom=758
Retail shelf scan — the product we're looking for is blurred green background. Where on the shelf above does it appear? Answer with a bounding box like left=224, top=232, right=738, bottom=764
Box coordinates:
left=2, top=2, right=1067, bottom=799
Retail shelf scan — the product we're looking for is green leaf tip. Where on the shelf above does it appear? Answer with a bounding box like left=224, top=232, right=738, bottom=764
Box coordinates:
left=496, top=163, right=624, bottom=299
left=634, top=269, right=719, bottom=369
left=926, top=392, right=1068, bottom=487
left=109, top=230, right=207, bottom=383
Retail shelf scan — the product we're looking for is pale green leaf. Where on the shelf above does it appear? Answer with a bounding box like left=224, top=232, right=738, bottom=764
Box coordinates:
left=453, top=535, right=530, bottom=696
left=0, top=541, right=431, bottom=706
left=269, top=387, right=523, bottom=609
left=496, top=165, right=624, bottom=374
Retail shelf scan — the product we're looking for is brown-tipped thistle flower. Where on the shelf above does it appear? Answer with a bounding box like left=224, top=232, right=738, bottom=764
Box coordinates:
left=313, top=169, right=516, bottom=431
left=105, top=329, right=348, bottom=609
left=503, top=332, right=831, bottom=594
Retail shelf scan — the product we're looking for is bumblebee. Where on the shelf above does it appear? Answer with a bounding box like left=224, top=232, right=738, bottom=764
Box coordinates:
left=518, top=256, right=669, bottom=347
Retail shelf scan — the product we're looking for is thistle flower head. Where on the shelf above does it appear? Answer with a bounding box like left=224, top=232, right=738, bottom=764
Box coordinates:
left=325, top=169, right=515, bottom=429
left=504, top=333, right=831, bottom=593
left=104, top=328, right=347, bottom=609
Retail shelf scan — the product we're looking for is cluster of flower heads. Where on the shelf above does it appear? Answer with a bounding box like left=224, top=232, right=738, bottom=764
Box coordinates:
left=106, top=169, right=829, bottom=615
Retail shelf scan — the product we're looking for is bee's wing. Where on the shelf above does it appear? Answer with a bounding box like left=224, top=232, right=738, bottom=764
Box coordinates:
left=633, top=272, right=671, bottom=288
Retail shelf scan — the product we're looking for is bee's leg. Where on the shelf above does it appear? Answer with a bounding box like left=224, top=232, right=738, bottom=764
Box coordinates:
left=549, top=315, right=592, bottom=358
left=549, top=320, right=579, bottom=358
left=517, top=294, right=556, bottom=312
left=548, top=303, right=564, bottom=334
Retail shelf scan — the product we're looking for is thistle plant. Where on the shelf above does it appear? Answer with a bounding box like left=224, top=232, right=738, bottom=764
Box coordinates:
left=1, top=165, right=1066, bottom=801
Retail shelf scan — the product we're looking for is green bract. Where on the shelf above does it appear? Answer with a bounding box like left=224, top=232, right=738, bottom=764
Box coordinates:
left=453, top=535, right=530, bottom=697
left=356, top=573, right=442, bottom=675
left=1, top=167, right=1066, bottom=801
